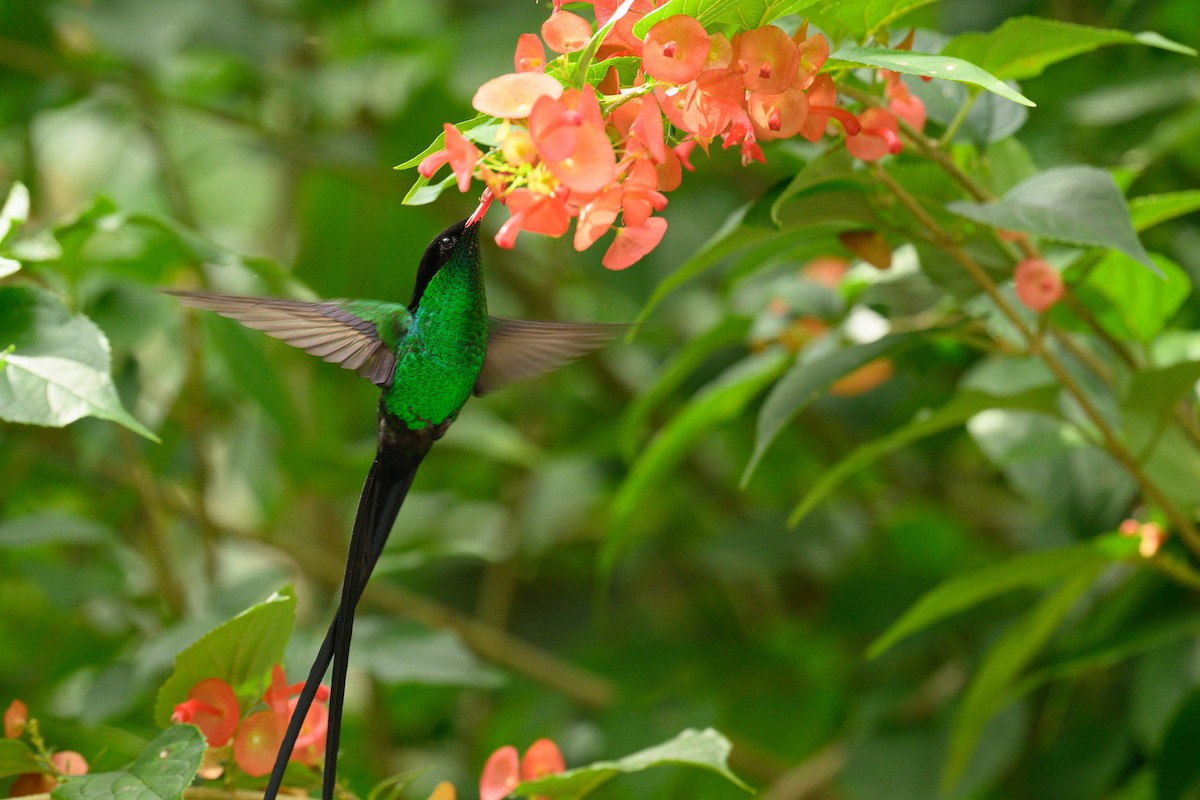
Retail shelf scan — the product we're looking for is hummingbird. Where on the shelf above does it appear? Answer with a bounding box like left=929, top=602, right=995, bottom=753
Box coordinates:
left=167, top=194, right=618, bottom=800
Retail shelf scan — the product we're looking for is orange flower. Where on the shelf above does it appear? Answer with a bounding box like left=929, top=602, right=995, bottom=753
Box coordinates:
left=514, top=34, right=546, bottom=73
left=643, top=15, right=710, bottom=85
left=171, top=678, right=241, bottom=747
left=473, top=72, right=563, bottom=119
left=542, top=10, right=592, bottom=54
left=496, top=188, right=572, bottom=249
left=604, top=216, right=667, bottom=270
left=529, top=87, right=616, bottom=193
left=845, top=108, right=901, bottom=161
left=734, top=26, right=799, bottom=95
left=418, top=124, right=483, bottom=192
left=4, top=700, right=26, bottom=739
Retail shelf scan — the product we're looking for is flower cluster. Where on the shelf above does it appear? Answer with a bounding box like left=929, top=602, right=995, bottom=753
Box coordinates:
left=417, top=3, right=925, bottom=270
left=423, top=737, right=565, bottom=800
left=5, top=699, right=90, bottom=798
left=171, top=665, right=329, bottom=779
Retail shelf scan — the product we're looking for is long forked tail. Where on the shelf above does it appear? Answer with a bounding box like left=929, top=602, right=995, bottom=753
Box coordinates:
left=263, top=423, right=432, bottom=800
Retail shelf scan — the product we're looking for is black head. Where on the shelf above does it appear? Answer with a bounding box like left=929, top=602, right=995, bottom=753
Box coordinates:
left=408, top=217, right=479, bottom=313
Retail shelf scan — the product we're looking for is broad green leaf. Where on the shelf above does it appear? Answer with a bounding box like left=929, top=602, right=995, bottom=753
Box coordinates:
left=944, top=572, right=1099, bottom=789
left=942, top=17, right=1196, bottom=83
left=829, top=47, right=1035, bottom=107
left=947, top=166, right=1156, bottom=272
left=1083, top=252, right=1188, bottom=342
left=633, top=0, right=821, bottom=38
left=1129, top=190, right=1200, bottom=232
left=515, top=728, right=751, bottom=799
left=789, top=385, right=1060, bottom=526
left=605, top=351, right=789, bottom=570
left=804, top=0, right=937, bottom=42
left=0, top=286, right=158, bottom=440
left=153, top=587, right=296, bottom=726
left=869, top=538, right=1130, bottom=658
left=1157, top=690, right=1200, bottom=800
left=52, top=726, right=204, bottom=800
left=0, top=740, right=39, bottom=778
left=620, top=316, right=751, bottom=459
left=744, top=331, right=924, bottom=485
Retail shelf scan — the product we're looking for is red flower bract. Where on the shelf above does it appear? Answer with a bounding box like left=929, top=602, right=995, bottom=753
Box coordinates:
left=4, top=699, right=26, bottom=739
left=643, top=15, right=710, bottom=85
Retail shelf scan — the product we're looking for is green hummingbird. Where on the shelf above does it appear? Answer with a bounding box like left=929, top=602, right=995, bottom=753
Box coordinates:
left=167, top=196, right=617, bottom=800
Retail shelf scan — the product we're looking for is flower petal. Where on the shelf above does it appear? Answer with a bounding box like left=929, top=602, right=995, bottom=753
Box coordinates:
left=603, top=216, right=667, bottom=270
left=474, top=72, right=564, bottom=119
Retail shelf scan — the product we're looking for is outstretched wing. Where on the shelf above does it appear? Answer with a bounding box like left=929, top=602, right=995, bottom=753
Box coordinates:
left=476, top=317, right=626, bottom=395
left=165, top=290, right=408, bottom=387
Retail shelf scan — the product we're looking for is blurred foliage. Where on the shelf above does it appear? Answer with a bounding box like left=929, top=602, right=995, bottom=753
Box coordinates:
left=1, top=0, right=1200, bottom=799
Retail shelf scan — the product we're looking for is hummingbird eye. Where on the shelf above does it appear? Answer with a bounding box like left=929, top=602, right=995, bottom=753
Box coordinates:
left=439, top=235, right=456, bottom=253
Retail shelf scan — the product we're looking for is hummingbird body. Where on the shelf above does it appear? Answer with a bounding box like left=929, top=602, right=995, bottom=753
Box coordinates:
left=167, top=203, right=618, bottom=800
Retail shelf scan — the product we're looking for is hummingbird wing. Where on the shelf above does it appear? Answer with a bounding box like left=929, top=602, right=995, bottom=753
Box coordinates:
left=164, top=291, right=408, bottom=387
left=476, top=317, right=626, bottom=395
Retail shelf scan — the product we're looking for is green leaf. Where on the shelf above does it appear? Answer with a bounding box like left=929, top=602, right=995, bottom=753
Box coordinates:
left=605, top=351, right=789, bottom=570
left=1129, top=190, right=1200, bottom=232
left=1083, top=251, right=1189, bottom=342
left=1157, top=690, right=1200, bottom=800
left=153, top=587, right=296, bottom=726
left=944, top=572, right=1099, bottom=790
left=515, top=728, right=751, bottom=799
left=52, top=726, right=204, bottom=800
left=0, top=739, right=40, bottom=778
left=744, top=331, right=924, bottom=486
left=828, top=47, right=1035, bottom=107
left=803, top=0, right=937, bottom=42
left=942, top=17, right=1196, bottom=83
left=789, top=385, right=1060, bottom=526
left=403, top=173, right=457, bottom=207
left=633, top=0, right=821, bottom=38
left=947, top=166, right=1156, bottom=272
left=0, top=286, right=158, bottom=440
left=868, top=539, right=1128, bottom=658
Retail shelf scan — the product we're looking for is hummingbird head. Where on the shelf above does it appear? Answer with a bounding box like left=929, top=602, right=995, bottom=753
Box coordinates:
left=408, top=191, right=493, bottom=313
